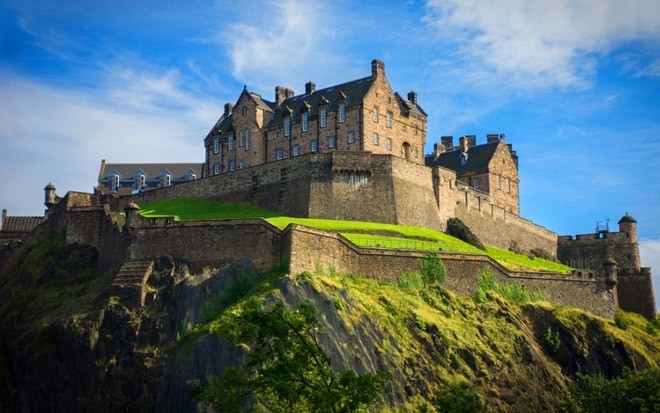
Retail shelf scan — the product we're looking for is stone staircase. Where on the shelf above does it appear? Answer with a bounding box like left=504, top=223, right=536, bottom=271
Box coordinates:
left=109, top=260, right=154, bottom=309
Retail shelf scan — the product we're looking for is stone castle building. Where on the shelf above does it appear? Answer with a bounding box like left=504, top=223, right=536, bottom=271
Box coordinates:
left=0, top=60, right=655, bottom=319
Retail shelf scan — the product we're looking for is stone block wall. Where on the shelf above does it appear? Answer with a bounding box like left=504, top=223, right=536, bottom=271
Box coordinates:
left=616, top=268, right=656, bottom=319
left=557, top=232, right=641, bottom=270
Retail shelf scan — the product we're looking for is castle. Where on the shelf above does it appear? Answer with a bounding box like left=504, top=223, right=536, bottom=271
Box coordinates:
left=0, top=60, right=655, bottom=319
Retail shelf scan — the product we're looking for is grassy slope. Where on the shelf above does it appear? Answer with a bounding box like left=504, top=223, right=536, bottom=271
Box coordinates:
left=139, top=198, right=572, bottom=273
left=191, top=269, right=660, bottom=411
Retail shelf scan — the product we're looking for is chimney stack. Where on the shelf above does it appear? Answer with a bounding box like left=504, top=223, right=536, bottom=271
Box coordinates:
left=371, top=59, right=385, bottom=78
left=487, top=134, right=499, bottom=143
left=459, top=136, right=469, bottom=153
left=466, top=135, right=476, bottom=148
left=275, top=86, right=287, bottom=106
left=285, top=87, right=295, bottom=99
left=407, top=91, right=417, bottom=105
left=433, top=143, right=444, bottom=159
left=224, top=102, right=234, bottom=116
left=441, top=136, right=454, bottom=150
left=305, top=81, right=316, bottom=95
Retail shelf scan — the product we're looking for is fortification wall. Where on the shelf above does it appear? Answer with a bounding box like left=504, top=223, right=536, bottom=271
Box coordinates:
left=284, top=225, right=616, bottom=317
left=616, top=268, right=656, bottom=319
left=557, top=232, right=641, bottom=270
left=127, top=218, right=283, bottom=273
left=454, top=189, right=558, bottom=254
left=391, top=156, right=444, bottom=229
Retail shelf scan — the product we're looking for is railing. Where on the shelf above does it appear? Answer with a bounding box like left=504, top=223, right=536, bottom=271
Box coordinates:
left=341, top=233, right=442, bottom=251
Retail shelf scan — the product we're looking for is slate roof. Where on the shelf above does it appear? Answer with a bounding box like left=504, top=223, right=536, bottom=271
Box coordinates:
left=618, top=214, right=637, bottom=224
left=395, top=92, right=427, bottom=117
left=1, top=216, right=43, bottom=233
left=426, top=140, right=500, bottom=174
left=267, top=76, right=376, bottom=125
left=98, top=162, right=203, bottom=180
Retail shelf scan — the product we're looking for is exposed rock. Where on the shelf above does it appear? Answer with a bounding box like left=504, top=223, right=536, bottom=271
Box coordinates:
left=446, top=217, right=486, bottom=250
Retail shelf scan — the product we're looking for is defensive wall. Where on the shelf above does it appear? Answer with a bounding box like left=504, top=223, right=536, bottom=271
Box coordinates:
left=107, top=151, right=555, bottom=254
left=557, top=232, right=641, bottom=270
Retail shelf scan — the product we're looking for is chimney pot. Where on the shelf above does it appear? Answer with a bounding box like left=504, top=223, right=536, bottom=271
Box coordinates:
left=305, top=81, right=316, bottom=95
left=459, top=136, right=469, bottom=152
left=224, top=102, right=234, bottom=116
left=466, top=135, right=476, bottom=148
left=407, top=91, right=417, bottom=105
left=441, top=136, right=454, bottom=150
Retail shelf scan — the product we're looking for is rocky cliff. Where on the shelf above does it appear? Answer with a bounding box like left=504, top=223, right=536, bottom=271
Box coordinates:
left=0, top=234, right=658, bottom=412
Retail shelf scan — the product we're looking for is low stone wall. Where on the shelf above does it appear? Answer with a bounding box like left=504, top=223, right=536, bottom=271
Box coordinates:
left=284, top=225, right=616, bottom=317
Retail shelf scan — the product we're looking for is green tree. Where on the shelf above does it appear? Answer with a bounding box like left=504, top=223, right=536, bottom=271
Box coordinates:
left=434, top=381, right=487, bottom=413
left=198, top=298, right=389, bottom=412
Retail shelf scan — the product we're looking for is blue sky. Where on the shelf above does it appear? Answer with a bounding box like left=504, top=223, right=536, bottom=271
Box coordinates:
left=1, top=0, right=659, bottom=306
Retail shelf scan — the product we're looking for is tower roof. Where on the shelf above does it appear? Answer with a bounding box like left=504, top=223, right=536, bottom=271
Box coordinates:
left=618, top=214, right=637, bottom=224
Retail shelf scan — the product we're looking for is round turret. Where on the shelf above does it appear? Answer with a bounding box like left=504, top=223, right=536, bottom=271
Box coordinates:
left=44, top=182, right=57, bottom=209
left=617, top=213, right=638, bottom=243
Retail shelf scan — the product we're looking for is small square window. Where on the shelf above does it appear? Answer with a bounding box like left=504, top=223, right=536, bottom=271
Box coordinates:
left=213, top=164, right=220, bottom=175
left=472, top=178, right=480, bottom=189
left=348, top=131, right=355, bottom=144
left=229, top=160, right=236, bottom=171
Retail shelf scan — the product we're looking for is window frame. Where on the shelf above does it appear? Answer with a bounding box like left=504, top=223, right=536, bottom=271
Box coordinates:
left=348, top=131, right=355, bottom=144
left=213, top=138, right=220, bottom=154
left=373, top=106, right=378, bottom=123
left=320, top=107, right=327, bottom=128
left=276, top=148, right=284, bottom=160
left=373, top=132, right=379, bottom=146
left=310, top=140, right=318, bottom=152
left=302, top=112, right=309, bottom=132
left=386, top=111, right=392, bottom=128
left=284, top=116, right=291, bottom=137
left=339, top=102, right=346, bottom=123
left=329, top=136, right=336, bottom=149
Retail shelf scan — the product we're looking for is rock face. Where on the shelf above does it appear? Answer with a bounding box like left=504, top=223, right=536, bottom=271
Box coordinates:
left=1, top=238, right=659, bottom=412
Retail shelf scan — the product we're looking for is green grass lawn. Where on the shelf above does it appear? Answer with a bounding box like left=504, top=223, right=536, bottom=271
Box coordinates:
left=138, top=198, right=572, bottom=273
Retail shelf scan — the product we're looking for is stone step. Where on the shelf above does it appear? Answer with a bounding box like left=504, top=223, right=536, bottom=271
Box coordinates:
left=108, top=260, right=154, bottom=309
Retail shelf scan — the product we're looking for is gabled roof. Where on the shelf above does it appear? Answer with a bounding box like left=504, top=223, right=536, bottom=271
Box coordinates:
left=204, top=91, right=274, bottom=142
left=98, top=162, right=203, bottom=180
left=426, top=140, right=500, bottom=174
left=268, top=76, right=375, bottom=125
left=395, top=92, right=427, bottom=117
left=1, top=215, right=43, bottom=233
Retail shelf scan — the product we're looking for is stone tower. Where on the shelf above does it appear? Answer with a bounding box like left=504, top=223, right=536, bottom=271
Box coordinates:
left=616, top=213, right=641, bottom=270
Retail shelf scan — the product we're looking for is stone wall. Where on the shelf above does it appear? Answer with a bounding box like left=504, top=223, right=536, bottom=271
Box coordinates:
left=284, top=225, right=616, bottom=317
left=454, top=188, right=558, bottom=254
left=126, top=217, right=284, bottom=273
left=557, top=232, right=641, bottom=270
left=616, top=268, right=656, bottom=319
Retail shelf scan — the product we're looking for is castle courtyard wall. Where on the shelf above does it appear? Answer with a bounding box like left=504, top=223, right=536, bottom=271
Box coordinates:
left=616, top=268, right=656, bottom=319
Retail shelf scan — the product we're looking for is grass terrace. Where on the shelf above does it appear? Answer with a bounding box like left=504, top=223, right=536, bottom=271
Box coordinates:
left=139, top=198, right=572, bottom=274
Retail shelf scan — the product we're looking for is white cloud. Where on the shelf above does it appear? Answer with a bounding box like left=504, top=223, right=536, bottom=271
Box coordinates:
left=423, top=0, right=660, bottom=89
left=639, top=238, right=660, bottom=311
left=218, top=0, right=350, bottom=93
left=0, top=70, right=220, bottom=217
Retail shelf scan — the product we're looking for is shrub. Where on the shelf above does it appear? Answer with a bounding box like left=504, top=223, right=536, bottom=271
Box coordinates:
left=421, top=252, right=446, bottom=285
left=398, top=270, right=425, bottom=291
left=613, top=310, right=631, bottom=330
left=475, top=267, right=545, bottom=304
left=544, top=327, right=561, bottom=354
left=434, top=381, right=487, bottom=413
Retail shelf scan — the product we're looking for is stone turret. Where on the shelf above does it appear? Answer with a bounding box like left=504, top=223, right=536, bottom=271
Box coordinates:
left=44, top=183, right=57, bottom=209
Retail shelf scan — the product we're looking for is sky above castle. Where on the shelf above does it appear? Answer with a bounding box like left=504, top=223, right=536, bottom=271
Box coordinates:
left=1, top=0, right=659, bottom=304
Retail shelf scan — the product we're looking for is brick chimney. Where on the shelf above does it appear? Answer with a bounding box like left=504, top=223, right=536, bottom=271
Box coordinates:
left=371, top=59, right=385, bottom=78
left=275, top=86, right=287, bottom=106
left=441, top=136, right=454, bottom=150
left=433, top=143, right=444, bottom=159
left=285, top=87, right=295, bottom=99
left=466, top=135, right=476, bottom=148
left=305, top=81, right=316, bottom=95
left=224, top=102, right=234, bottom=116
left=407, top=91, right=417, bottom=105
left=487, top=134, right=499, bottom=143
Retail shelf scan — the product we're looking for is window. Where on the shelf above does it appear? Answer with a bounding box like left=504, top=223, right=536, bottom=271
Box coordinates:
left=239, top=160, right=245, bottom=169
left=373, top=132, right=379, bottom=145
left=373, top=106, right=378, bottom=123
left=213, top=138, right=220, bottom=154
left=386, top=137, right=392, bottom=150
left=188, top=173, right=197, bottom=181
left=239, top=130, right=245, bottom=147
left=136, top=174, right=145, bottom=190
left=472, top=178, right=480, bottom=189
left=507, top=178, right=511, bottom=193
left=339, top=102, right=346, bottom=123
left=162, top=174, right=171, bottom=187
left=497, top=175, right=501, bottom=190
left=284, top=117, right=291, bottom=137
left=245, top=130, right=251, bottom=150
left=348, top=131, right=355, bottom=144
left=329, top=136, right=336, bottom=148
left=320, top=107, right=327, bottom=128
left=302, top=112, right=309, bottom=132
left=229, top=159, right=236, bottom=171
left=110, top=175, right=119, bottom=192
left=242, top=106, right=247, bottom=116
left=276, top=148, right=284, bottom=160
left=213, top=164, right=220, bottom=175
left=386, top=111, right=392, bottom=128
left=228, top=134, right=235, bottom=150
left=311, top=140, right=318, bottom=152
left=293, top=144, right=300, bottom=156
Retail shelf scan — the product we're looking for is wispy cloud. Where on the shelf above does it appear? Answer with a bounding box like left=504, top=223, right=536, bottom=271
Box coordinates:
left=218, top=0, right=350, bottom=93
left=423, top=0, right=660, bottom=90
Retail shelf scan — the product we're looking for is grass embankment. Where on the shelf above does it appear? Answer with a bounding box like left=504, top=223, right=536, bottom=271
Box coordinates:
left=139, top=198, right=572, bottom=274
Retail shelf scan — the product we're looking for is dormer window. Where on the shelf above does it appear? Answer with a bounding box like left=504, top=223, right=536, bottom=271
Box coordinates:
left=284, top=116, right=291, bottom=137
left=459, top=152, right=468, bottom=166
left=187, top=172, right=197, bottom=181
left=161, top=174, right=171, bottom=187
left=135, top=174, right=146, bottom=190
left=302, top=112, right=309, bottom=132
left=110, top=174, right=120, bottom=192
left=320, top=107, right=327, bottom=128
